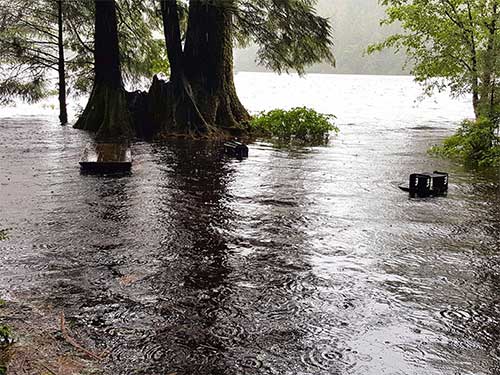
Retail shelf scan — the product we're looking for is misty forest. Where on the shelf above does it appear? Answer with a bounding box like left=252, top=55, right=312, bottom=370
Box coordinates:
left=1, top=0, right=500, bottom=374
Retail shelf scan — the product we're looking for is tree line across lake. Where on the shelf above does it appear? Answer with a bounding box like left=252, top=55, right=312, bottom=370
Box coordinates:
left=236, top=0, right=409, bottom=76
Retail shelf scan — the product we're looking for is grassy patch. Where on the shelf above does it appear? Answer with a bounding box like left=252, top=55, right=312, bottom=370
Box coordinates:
left=0, top=331, right=9, bottom=375
left=430, top=118, right=500, bottom=167
left=0, top=325, right=12, bottom=348
left=249, top=107, right=338, bottom=145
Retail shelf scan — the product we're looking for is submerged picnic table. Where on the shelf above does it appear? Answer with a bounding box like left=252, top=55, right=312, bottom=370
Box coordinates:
left=79, top=143, right=132, bottom=173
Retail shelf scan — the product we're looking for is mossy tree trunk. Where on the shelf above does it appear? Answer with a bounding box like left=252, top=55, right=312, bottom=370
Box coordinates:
left=153, top=0, right=250, bottom=135
left=74, top=0, right=133, bottom=140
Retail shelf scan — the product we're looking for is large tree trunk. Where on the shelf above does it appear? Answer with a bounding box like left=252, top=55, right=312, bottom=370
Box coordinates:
left=57, top=0, right=68, bottom=125
left=183, top=0, right=250, bottom=128
left=74, top=0, right=132, bottom=140
left=153, top=0, right=209, bottom=134
left=151, top=0, right=250, bottom=136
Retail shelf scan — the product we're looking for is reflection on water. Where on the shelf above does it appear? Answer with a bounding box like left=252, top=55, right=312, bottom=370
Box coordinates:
left=0, top=74, right=499, bottom=374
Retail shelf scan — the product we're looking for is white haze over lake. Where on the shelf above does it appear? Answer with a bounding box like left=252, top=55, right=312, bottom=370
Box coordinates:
left=0, top=73, right=474, bottom=130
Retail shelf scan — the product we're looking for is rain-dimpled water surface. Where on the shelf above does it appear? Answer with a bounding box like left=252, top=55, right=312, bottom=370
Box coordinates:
left=1, top=73, right=500, bottom=375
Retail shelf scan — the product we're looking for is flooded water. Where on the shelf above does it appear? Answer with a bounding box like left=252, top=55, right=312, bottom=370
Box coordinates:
left=1, top=73, right=500, bottom=374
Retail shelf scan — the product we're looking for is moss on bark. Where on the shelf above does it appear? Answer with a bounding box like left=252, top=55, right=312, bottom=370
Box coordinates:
left=74, top=83, right=133, bottom=141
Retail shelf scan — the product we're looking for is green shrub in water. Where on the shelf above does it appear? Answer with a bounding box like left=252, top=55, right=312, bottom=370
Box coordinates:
left=430, top=118, right=500, bottom=167
left=0, top=230, right=7, bottom=241
left=250, top=107, right=338, bottom=144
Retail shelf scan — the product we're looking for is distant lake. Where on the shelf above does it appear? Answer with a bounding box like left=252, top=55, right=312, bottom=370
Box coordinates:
left=1, top=73, right=474, bottom=128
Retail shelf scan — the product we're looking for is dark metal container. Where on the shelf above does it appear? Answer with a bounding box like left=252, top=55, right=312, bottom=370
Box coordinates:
left=224, top=141, right=249, bottom=159
left=400, top=171, right=449, bottom=198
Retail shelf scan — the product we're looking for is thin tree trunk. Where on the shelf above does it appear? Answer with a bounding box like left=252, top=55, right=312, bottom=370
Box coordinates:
left=472, top=73, right=480, bottom=118
left=480, top=2, right=499, bottom=120
left=57, top=0, right=68, bottom=125
left=160, top=0, right=184, bottom=83
left=464, top=1, right=481, bottom=119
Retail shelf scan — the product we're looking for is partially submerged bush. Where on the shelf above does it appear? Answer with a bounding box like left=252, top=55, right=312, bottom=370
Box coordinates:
left=0, top=230, right=7, bottom=241
left=430, top=118, right=500, bottom=167
left=249, top=107, right=338, bottom=144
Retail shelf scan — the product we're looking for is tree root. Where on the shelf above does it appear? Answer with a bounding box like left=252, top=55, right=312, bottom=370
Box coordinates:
left=143, top=75, right=250, bottom=138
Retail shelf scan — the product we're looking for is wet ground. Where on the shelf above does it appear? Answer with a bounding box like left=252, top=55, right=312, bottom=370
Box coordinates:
left=1, top=74, right=500, bottom=374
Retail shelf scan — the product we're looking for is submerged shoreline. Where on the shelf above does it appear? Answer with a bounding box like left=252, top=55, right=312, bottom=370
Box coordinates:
left=2, top=74, right=497, bottom=375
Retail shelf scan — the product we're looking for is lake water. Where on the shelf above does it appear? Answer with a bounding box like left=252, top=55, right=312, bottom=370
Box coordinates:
left=2, top=73, right=500, bottom=375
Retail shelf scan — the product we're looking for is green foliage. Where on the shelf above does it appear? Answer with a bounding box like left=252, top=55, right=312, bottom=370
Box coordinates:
left=0, top=76, right=47, bottom=105
left=234, top=0, right=335, bottom=74
left=0, top=0, right=165, bottom=102
left=430, top=118, right=500, bottom=167
left=0, top=229, right=8, bottom=241
left=66, top=0, right=167, bottom=94
left=0, top=0, right=55, bottom=103
left=0, top=325, right=11, bottom=347
left=368, top=0, right=468, bottom=94
left=369, top=0, right=500, bottom=121
left=250, top=107, right=338, bottom=144
left=236, top=0, right=408, bottom=75
left=116, top=0, right=169, bottom=86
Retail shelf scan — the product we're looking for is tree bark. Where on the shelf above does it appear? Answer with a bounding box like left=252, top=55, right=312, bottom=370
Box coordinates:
left=155, top=0, right=209, bottom=134
left=57, top=0, right=68, bottom=125
left=151, top=0, right=250, bottom=136
left=183, top=0, right=250, bottom=128
left=160, top=0, right=184, bottom=84
left=472, top=70, right=480, bottom=118
left=463, top=1, right=481, bottom=119
left=479, top=2, right=499, bottom=120
left=74, top=0, right=133, bottom=140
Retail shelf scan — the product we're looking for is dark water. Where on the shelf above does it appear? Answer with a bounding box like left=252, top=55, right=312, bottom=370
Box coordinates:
left=1, top=75, right=500, bottom=374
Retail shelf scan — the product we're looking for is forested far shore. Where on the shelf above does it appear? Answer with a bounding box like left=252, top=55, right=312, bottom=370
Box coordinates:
left=235, top=0, right=409, bottom=76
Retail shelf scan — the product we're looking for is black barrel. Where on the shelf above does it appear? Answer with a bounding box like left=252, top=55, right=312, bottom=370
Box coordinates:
left=409, top=173, right=432, bottom=198
left=404, top=171, right=448, bottom=198
left=428, top=171, right=448, bottom=195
